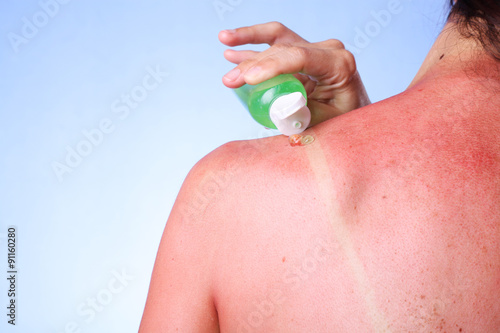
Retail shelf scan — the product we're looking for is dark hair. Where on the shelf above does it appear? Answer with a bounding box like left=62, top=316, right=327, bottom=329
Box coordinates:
left=448, top=0, right=500, bottom=60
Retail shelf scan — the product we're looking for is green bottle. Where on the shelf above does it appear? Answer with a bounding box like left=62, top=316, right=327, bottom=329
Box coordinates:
left=234, top=74, right=311, bottom=136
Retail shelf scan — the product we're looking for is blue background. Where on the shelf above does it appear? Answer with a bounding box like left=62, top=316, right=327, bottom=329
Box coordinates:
left=0, top=0, right=448, bottom=332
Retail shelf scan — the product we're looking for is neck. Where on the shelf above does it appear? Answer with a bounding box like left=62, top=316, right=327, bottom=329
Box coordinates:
left=408, top=21, right=498, bottom=89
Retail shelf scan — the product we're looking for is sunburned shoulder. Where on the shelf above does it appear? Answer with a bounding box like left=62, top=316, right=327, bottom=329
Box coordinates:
left=188, top=134, right=316, bottom=188
left=176, top=131, right=343, bottom=229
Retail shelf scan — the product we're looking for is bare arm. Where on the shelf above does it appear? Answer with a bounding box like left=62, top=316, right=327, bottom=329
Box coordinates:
left=139, top=155, right=222, bottom=332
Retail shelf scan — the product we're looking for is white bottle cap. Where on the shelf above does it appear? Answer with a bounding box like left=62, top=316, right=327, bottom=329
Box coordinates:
left=269, top=92, right=311, bottom=136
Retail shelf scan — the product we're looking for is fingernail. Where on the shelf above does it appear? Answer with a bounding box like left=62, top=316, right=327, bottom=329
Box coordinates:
left=224, top=68, right=240, bottom=81
left=244, top=66, right=263, bottom=81
left=224, top=29, right=236, bottom=34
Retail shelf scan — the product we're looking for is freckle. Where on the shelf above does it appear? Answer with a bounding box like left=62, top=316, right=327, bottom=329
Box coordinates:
left=421, top=295, right=426, bottom=299
left=382, top=195, right=387, bottom=199
left=282, top=256, right=286, bottom=263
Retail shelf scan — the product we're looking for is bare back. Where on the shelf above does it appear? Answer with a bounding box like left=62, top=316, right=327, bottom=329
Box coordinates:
left=208, top=67, right=500, bottom=332
left=140, top=64, right=500, bottom=332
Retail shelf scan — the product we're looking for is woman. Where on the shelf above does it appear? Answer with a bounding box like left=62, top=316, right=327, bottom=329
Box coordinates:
left=140, top=1, right=499, bottom=331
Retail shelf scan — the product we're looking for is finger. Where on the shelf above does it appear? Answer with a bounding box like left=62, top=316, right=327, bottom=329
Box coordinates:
left=309, top=38, right=346, bottom=51
left=219, top=22, right=307, bottom=47
left=222, top=67, right=245, bottom=88
left=242, top=46, right=356, bottom=89
left=295, top=74, right=318, bottom=96
left=224, top=49, right=260, bottom=65
left=222, top=45, right=287, bottom=88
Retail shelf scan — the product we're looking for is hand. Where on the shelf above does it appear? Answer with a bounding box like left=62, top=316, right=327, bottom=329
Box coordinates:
left=219, top=22, right=371, bottom=127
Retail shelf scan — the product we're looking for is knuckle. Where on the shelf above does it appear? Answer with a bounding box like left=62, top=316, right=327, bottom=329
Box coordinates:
left=289, top=45, right=309, bottom=59
left=269, top=21, right=287, bottom=35
left=338, top=49, right=356, bottom=73
left=325, top=39, right=345, bottom=49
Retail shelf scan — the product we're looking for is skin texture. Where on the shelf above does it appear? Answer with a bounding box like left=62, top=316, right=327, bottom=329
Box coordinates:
left=140, top=22, right=500, bottom=332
